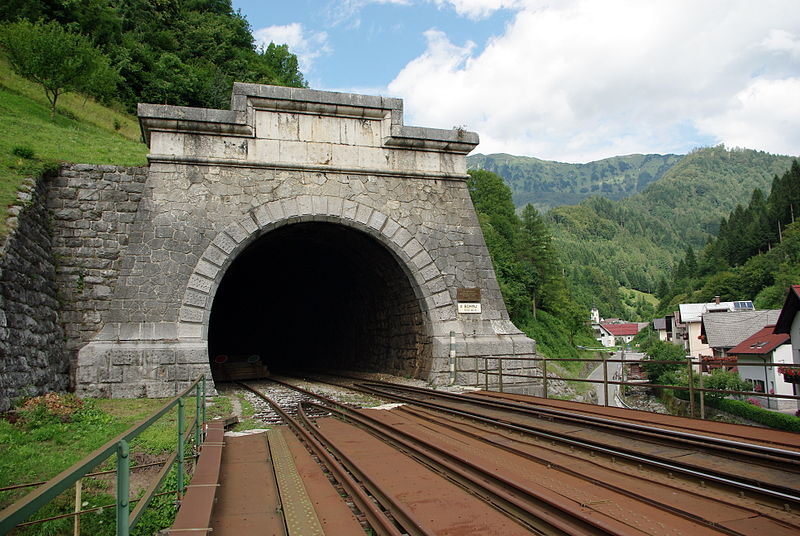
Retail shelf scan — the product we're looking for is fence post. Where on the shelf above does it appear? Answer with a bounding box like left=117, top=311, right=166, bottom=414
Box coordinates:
left=498, top=358, right=504, bottom=393
left=603, top=358, right=609, bottom=407
left=687, top=358, right=695, bottom=418
left=74, top=479, right=82, bottom=536
left=699, top=371, right=705, bottom=420
left=116, top=440, right=130, bottom=536
left=195, top=382, right=201, bottom=451
left=201, top=376, right=206, bottom=436
left=542, top=358, right=548, bottom=399
left=484, top=357, right=489, bottom=391
left=177, top=399, right=185, bottom=501
left=449, top=331, right=456, bottom=385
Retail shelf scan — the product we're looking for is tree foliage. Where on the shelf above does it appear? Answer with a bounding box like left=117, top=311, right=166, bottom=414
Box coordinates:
left=658, top=160, right=800, bottom=313
left=0, top=19, right=120, bottom=119
left=638, top=336, right=685, bottom=384
left=0, top=1, right=306, bottom=112
left=467, top=169, right=590, bottom=353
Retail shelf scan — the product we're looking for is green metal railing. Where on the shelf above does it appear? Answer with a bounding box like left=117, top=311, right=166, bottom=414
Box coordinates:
left=0, top=376, right=207, bottom=536
left=453, top=355, right=800, bottom=419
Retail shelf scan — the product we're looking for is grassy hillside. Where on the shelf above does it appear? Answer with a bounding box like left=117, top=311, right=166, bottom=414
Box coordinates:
left=547, top=146, right=797, bottom=319
left=467, top=152, right=682, bottom=211
left=0, top=56, right=147, bottom=233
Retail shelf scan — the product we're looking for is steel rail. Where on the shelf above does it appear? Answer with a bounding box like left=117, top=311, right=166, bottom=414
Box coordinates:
left=361, top=380, right=800, bottom=462
left=266, top=377, right=715, bottom=535
left=394, top=404, right=798, bottom=535
left=301, top=400, right=640, bottom=535
left=236, top=382, right=404, bottom=536
left=256, top=380, right=589, bottom=534
left=353, top=381, right=800, bottom=505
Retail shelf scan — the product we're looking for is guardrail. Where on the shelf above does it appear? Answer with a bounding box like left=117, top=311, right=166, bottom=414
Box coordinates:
left=0, top=376, right=207, bottom=536
left=452, top=355, right=800, bottom=419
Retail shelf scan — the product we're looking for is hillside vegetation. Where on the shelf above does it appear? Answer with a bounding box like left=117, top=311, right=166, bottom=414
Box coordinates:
left=467, top=152, right=682, bottom=211
left=0, top=55, right=147, bottom=231
left=659, top=160, right=800, bottom=313
left=0, top=0, right=305, bottom=112
left=545, top=146, right=796, bottom=319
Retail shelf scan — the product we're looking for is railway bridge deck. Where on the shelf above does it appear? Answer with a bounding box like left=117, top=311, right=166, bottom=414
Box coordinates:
left=170, top=379, right=800, bottom=536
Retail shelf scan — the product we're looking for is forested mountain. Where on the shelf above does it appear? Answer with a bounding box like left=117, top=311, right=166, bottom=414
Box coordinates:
left=0, top=0, right=305, bottom=112
left=470, top=146, right=797, bottom=321
left=466, top=152, right=682, bottom=211
left=659, top=160, right=800, bottom=313
left=466, top=169, right=595, bottom=359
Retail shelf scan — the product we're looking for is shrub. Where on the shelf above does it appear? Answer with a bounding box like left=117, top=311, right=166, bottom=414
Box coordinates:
left=705, top=397, right=800, bottom=432
left=17, top=392, right=84, bottom=426
left=11, top=145, right=34, bottom=159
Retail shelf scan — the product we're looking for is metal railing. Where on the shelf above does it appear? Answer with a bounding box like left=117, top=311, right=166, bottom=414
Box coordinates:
left=452, top=355, right=800, bottom=419
left=0, top=376, right=207, bottom=536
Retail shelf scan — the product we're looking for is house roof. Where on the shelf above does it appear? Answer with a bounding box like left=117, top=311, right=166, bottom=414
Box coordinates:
left=702, top=309, right=781, bottom=349
left=653, top=318, right=667, bottom=330
left=775, top=285, right=800, bottom=334
left=678, top=300, right=754, bottom=323
left=602, top=323, right=643, bottom=336
left=729, top=325, right=790, bottom=355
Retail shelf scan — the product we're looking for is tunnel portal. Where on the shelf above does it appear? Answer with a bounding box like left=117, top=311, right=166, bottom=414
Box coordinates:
left=208, top=222, right=429, bottom=380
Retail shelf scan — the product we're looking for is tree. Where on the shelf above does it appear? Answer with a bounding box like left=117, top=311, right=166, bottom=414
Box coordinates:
left=0, top=19, right=119, bottom=119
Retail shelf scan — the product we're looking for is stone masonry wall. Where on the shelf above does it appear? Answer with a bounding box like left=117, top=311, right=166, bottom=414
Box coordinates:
left=46, top=164, right=149, bottom=386
left=0, top=175, right=68, bottom=411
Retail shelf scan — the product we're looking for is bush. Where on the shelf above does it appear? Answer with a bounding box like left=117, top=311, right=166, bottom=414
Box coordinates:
left=11, top=145, right=34, bottom=159
left=17, top=392, right=84, bottom=426
left=706, top=397, right=800, bottom=432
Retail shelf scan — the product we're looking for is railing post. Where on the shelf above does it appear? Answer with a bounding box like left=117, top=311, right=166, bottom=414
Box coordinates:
left=74, top=479, right=82, bottom=536
left=498, top=358, right=504, bottom=393
left=542, top=358, right=548, bottom=399
left=699, top=370, right=705, bottom=420
left=195, top=383, right=201, bottom=451
left=201, top=376, right=206, bottom=436
left=177, top=398, right=185, bottom=501
left=449, top=331, right=456, bottom=385
left=603, top=358, right=609, bottom=407
left=484, top=357, right=489, bottom=390
left=116, top=440, right=130, bottom=536
left=687, top=357, right=695, bottom=418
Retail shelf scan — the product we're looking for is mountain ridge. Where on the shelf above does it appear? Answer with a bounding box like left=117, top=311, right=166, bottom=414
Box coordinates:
left=467, top=152, right=683, bottom=211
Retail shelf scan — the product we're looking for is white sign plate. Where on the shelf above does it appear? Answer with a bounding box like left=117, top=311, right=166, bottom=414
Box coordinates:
left=458, top=302, right=482, bottom=314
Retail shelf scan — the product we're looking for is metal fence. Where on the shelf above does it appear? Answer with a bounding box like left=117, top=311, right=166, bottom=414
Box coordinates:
left=451, top=355, right=800, bottom=419
left=0, top=376, right=208, bottom=536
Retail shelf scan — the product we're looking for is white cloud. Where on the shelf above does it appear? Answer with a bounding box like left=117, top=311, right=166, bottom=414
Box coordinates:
left=253, top=23, right=331, bottom=74
left=388, top=0, right=800, bottom=162
left=697, top=78, right=800, bottom=155
left=431, top=0, right=523, bottom=19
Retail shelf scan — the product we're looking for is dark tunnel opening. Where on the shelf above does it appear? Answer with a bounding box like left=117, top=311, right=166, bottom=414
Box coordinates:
left=208, top=222, right=431, bottom=381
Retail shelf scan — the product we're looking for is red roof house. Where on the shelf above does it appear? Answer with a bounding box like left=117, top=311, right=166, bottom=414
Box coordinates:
left=729, top=325, right=790, bottom=355
left=602, top=323, right=643, bottom=337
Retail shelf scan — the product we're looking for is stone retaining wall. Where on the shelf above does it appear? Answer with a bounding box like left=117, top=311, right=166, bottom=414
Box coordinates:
left=0, top=174, right=67, bottom=411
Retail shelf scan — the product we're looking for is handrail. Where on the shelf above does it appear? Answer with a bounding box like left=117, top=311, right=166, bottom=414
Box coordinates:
left=0, top=376, right=206, bottom=536
left=454, top=354, right=800, bottom=411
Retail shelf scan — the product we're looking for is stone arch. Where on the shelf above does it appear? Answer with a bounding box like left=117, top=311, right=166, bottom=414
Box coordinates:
left=177, top=194, right=453, bottom=343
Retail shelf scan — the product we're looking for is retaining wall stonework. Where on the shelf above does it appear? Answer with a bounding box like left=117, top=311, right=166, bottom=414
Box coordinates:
left=0, top=175, right=68, bottom=411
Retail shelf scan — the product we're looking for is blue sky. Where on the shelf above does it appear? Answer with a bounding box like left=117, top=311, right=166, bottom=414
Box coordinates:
left=233, top=1, right=800, bottom=163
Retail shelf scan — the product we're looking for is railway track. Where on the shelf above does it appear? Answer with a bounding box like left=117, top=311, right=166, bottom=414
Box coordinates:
left=222, top=376, right=800, bottom=535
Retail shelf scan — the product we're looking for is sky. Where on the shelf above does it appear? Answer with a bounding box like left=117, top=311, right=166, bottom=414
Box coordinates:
left=233, top=0, right=800, bottom=163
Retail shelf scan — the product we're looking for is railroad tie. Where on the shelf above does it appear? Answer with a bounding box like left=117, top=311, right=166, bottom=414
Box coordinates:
left=267, top=428, right=325, bottom=536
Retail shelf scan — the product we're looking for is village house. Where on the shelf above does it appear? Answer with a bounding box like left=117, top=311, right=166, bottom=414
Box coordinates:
left=728, top=325, right=793, bottom=409
left=675, top=298, right=754, bottom=358
left=774, top=285, right=800, bottom=408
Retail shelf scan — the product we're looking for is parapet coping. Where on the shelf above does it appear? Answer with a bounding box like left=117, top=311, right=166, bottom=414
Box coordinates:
left=138, top=83, right=479, bottom=155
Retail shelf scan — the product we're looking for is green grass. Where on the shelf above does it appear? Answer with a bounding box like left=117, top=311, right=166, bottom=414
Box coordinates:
left=0, top=55, right=147, bottom=235
left=0, top=393, right=233, bottom=535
